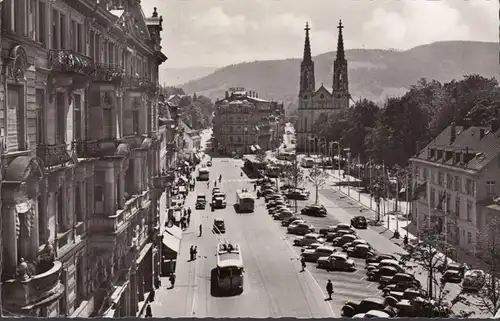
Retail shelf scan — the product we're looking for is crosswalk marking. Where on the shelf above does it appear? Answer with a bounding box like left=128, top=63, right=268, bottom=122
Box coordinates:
left=202, top=179, right=254, bottom=183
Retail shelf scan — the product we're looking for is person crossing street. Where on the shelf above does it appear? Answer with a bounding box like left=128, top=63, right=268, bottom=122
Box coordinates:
left=300, top=256, right=306, bottom=272
left=326, top=280, right=334, bottom=300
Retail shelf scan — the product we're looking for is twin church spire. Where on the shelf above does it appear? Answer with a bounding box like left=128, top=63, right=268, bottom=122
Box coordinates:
left=299, top=20, right=348, bottom=95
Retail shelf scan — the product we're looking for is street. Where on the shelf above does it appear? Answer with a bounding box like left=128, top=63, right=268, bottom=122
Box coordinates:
left=152, top=156, right=335, bottom=318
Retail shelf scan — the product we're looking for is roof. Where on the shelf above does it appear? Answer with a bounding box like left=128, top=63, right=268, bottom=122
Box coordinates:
left=412, top=123, right=500, bottom=172
left=315, top=84, right=333, bottom=95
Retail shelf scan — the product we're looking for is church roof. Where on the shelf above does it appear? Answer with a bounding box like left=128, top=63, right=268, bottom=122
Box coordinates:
left=315, top=84, right=333, bottom=95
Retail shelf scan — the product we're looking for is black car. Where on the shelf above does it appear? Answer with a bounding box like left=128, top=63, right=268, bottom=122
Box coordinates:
left=301, top=204, right=327, bottom=217
left=281, top=215, right=303, bottom=227
left=351, top=216, right=367, bottom=229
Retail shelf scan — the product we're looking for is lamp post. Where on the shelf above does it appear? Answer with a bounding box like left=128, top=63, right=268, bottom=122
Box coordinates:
left=330, top=141, right=342, bottom=190
left=345, top=148, right=351, bottom=197
left=366, top=158, right=375, bottom=209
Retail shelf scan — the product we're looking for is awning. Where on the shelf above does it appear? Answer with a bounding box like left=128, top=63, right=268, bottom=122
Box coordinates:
left=162, top=232, right=180, bottom=253
left=250, top=145, right=256, bottom=152
left=166, top=225, right=182, bottom=240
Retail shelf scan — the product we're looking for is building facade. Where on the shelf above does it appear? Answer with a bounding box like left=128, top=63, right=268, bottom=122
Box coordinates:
left=410, top=121, right=500, bottom=257
left=296, top=21, right=350, bottom=153
left=212, top=88, right=284, bottom=156
left=179, top=120, right=201, bottom=160
left=0, top=0, right=169, bottom=317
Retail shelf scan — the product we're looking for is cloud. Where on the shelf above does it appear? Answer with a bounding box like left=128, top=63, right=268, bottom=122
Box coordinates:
left=191, top=7, right=247, bottom=35
left=362, top=1, right=472, bottom=49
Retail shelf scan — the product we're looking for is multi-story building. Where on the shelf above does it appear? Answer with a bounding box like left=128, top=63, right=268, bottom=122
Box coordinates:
left=295, top=21, right=350, bottom=152
left=212, top=88, right=284, bottom=155
left=410, top=121, right=500, bottom=256
left=179, top=120, right=201, bottom=160
left=0, top=0, right=169, bottom=317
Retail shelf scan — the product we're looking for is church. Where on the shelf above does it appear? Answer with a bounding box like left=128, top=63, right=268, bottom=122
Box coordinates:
left=296, top=21, right=350, bottom=152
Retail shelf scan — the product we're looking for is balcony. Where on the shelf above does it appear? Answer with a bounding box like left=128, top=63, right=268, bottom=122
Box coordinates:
left=90, top=210, right=125, bottom=234
left=94, top=63, right=124, bottom=84
left=49, top=50, right=96, bottom=76
left=123, top=74, right=140, bottom=88
left=139, top=78, right=158, bottom=93
left=2, top=260, right=64, bottom=309
left=36, top=144, right=72, bottom=168
left=151, top=171, right=176, bottom=189
left=73, top=139, right=118, bottom=158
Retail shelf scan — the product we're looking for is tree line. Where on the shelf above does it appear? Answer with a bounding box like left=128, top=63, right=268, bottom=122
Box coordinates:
left=313, top=74, right=500, bottom=168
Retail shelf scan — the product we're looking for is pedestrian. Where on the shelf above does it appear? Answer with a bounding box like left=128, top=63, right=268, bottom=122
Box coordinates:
left=194, top=246, right=198, bottom=260
left=188, top=207, right=192, bottom=216
left=145, top=303, right=153, bottom=318
left=149, top=289, right=155, bottom=302
left=326, top=280, right=334, bottom=300
left=207, top=181, right=210, bottom=188
left=169, top=273, right=176, bottom=288
left=187, top=216, right=191, bottom=227
left=190, top=245, right=195, bottom=261
left=199, top=224, right=203, bottom=236
left=214, top=180, right=217, bottom=187
left=300, top=256, right=306, bottom=272
left=253, top=183, right=257, bottom=191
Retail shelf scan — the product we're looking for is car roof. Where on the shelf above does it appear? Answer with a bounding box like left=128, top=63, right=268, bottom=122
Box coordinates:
left=197, top=194, right=205, bottom=197
left=317, top=246, right=335, bottom=251
left=305, top=233, right=320, bottom=237
left=355, top=244, right=370, bottom=248
left=332, top=252, right=348, bottom=259
left=361, top=297, right=386, bottom=305
left=214, top=218, right=224, bottom=222
left=380, top=259, right=399, bottom=265
left=366, top=310, right=390, bottom=317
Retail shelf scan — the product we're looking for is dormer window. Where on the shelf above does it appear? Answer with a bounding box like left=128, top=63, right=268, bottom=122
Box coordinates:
left=460, top=152, right=465, bottom=164
left=453, top=152, right=458, bottom=164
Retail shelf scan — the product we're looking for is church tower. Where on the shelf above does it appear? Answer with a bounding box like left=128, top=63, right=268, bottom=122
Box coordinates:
left=297, top=22, right=315, bottom=152
left=332, top=20, right=349, bottom=110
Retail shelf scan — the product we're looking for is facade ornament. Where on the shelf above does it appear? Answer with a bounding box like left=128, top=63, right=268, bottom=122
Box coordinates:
left=102, top=92, right=113, bottom=109
left=5, top=45, right=29, bottom=83
left=17, top=258, right=29, bottom=280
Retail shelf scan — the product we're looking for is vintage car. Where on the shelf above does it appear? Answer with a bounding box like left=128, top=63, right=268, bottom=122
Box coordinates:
left=351, top=216, right=368, bottom=229
left=301, top=204, right=327, bottom=217
left=332, top=234, right=357, bottom=247
left=367, top=266, right=400, bottom=282
left=366, top=253, right=397, bottom=266
left=286, top=188, right=310, bottom=200
left=342, top=239, right=369, bottom=252
left=293, top=233, right=325, bottom=247
left=212, top=218, right=226, bottom=233
left=301, top=246, right=337, bottom=262
left=195, top=195, right=207, bottom=209
left=462, top=269, right=486, bottom=292
left=288, top=222, right=314, bottom=235
left=317, top=252, right=356, bottom=271
left=341, top=298, right=388, bottom=317
left=347, top=244, right=375, bottom=259
left=212, top=192, right=227, bottom=209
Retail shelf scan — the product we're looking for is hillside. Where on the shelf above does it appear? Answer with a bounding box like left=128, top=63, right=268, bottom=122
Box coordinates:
left=179, top=41, right=499, bottom=112
left=160, top=66, right=218, bottom=86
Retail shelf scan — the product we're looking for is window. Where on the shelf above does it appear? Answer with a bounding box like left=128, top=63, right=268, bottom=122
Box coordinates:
left=74, top=94, right=81, bottom=141
left=446, top=174, right=453, bottom=189
left=89, top=30, right=95, bottom=59
left=430, top=188, right=435, bottom=208
left=454, top=176, right=460, bottom=192
left=59, top=13, right=66, bottom=49
left=28, top=0, right=36, bottom=40
left=466, top=201, right=472, bottom=222
left=103, top=107, right=113, bottom=139
left=455, top=197, right=460, bottom=217
left=11, top=0, right=27, bottom=35
left=51, top=10, right=58, bottom=49
left=132, top=109, right=139, bottom=134
left=76, top=23, right=83, bottom=53
left=486, top=181, right=496, bottom=196
left=95, top=33, right=101, bottom=63
left=467, top=232, right=472, bottom=244
left=57, top=188, right=65, bottom=232
left=438, top=172, right=444, bottom=186
left=36, top=89, right=45, bottom=145
left=38, top=195, right=44, bottom=245
left=8, top=85, right=25, bottom=151
left=75, top=184, right=83, bottom=222
left=466, top=179, right=474, bottom=196
left=56, top=93, right=66, bottom=143
left=423, top=168, right=428, bottom=180
left=70, top=20, right=77, bottom=51
left=37, top=0, right=46, bottom=46
left=445, top=193, right=451, bottom=211
left=431, top=171, right=435, bottom=184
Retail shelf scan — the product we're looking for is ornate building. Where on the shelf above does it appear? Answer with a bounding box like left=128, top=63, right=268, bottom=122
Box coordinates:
left=0, top=0, right=169, bottom=317
left=212, top=88, right=284, bottom=156
left=296, top=21, right=350, bottom=152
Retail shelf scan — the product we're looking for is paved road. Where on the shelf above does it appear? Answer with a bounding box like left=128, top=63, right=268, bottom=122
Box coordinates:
left=170, top=157, right=336, bottom=318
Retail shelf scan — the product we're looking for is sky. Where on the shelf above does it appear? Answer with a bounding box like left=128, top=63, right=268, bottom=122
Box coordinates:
left=140, top=0, right=498, bottom=68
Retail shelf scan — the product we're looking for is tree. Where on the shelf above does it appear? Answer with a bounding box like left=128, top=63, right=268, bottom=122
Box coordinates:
left=277, top=159, right=304, bottom=212
left=368, top=176, right=384, bottom=221
left=470, top=217, right=500, bottom=316
left=307, top=165, right=329, bottom=204
left=399, top=227, right=470, bottom=316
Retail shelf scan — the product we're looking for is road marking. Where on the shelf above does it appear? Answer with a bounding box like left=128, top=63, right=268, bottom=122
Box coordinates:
left=360, top=276, right=367, bottom=281
left=366, top=283, right=374, bottom=289
left=191, top=257, right=198, bottom=315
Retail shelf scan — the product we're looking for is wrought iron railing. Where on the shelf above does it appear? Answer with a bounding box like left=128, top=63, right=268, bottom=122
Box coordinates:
left=151, top=172, right=176, bottom=189
left=36, top=144, right=72, bottom=168
left=49, top=50, right=96, bottom=76
left=72, top=139, right=118, bottom=158
left=95, top=63, right=125, bottom=82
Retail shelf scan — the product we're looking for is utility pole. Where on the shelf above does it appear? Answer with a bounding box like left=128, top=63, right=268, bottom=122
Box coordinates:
left=294, top=156, right=299, bottom=213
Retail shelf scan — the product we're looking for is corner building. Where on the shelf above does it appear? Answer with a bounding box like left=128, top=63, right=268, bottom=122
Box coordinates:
left=0, top=0, right=168, bottom=317
left=296, top=21, right=350, bottom=152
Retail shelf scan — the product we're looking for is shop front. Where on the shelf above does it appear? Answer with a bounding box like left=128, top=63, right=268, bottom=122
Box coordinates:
left=160, top=228, right=181, bottom=276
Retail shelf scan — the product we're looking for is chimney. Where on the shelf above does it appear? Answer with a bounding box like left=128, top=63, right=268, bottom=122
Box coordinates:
left=480, top=128, right=485, bottom=139
left=225, top=91, right=229, bottom=99
left=491, top=118, right=499, bottom=132
left=450, top=122, right=456, bottom=144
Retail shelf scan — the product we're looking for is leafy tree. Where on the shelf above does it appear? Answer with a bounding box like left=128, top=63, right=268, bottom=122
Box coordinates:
left=277, top=159, right=304, bottom=211
left=470, top=217, right=500, bottom=316
left=307, top=165, right=329, bottom=204
left=368, top=176, right=384, bottom=221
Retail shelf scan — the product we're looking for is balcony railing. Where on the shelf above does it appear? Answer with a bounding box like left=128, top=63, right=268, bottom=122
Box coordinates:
left=123, top=74, right=141, bottom=88
left=139, top=78, right=157, bottom=93
left=36, top=143, right=72, bottom=168
left=151, top=171, right=176, bottom=189
left=73, top=139, right=118, bottom=158
left=95, top=63, right=125, bottom=83
left=49, top=50, right=96, bottom=76
left=2, top=261, right=63, bottom=308
left=90, top=210, right=125, bottom=233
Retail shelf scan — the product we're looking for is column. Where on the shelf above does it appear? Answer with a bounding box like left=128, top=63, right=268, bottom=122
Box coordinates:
left=138, top=265, right=144, bottom=301
left=105, top=169, right=115, bottom=214
left=129, top=270, right=138, bottom=316
left=118, top=172, right=125, bottom=208
left=3, top=202, right=18, bottom=276
left=29, top=200, right=40, bottom=262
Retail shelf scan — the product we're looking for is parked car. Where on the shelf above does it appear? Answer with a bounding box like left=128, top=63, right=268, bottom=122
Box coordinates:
left=366, top=254, right=397, bottom=266
left=342, top=239, right=369, bottom=251
left=317, top=252, right=356, bottom=271
left=288, top=222, right=314, bottom=235
left=273, top=209, right=293, bottom=221
left=341, top=298, right=388, bottom=317
left=332, top=234, right=357, bottom=247
left=366, top=258, right=402, bottom=272
left=383, top=288, right=427, bottom=301
left=268, top=205, right=288, bottom=215
left=281, top=216, right=303, bottom=227
left=212, top=187, right=220, bottom=195
left=352, top=310, right=391, bottom=318
left=367, top=266, right=400, bottom=282
left=286, top=188, right=310, bottom=200
left=207, top=161, right=212, bottom=167
left=382, top=273, right=421, bottom=288
left=300, top=242, right=323, bottom=253
left=195, top=195, right=206, bottom=209
left=441, top=270, right=463, bottom=284
left=301, top=246, right=337, bottom=262
left=212, top=193, right=227, bottom=209
left=462, top=269, right=486, bottom=292
left=319, top=223, right=352, bottom=235
left=293, top=233, right=325, bottom=247
left=301, top=204, right=327, bottom=217
left=351, top=216, right=368, bottom=229
left=347, top=244, right=375, bottom=259
left=267, top=199, right=287, bottom=209
left=212, top=218, right=226, bottom=233
left=326, top=228, right=356, bottom=242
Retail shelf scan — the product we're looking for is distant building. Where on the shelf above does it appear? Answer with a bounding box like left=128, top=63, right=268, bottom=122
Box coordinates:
left=296, top=21, right=350, bottom=153
left=179, top=120, right=201, bottom=160
left=410, top=121, right=500, bottom=257
left=212, top=88, right=284, bottom=155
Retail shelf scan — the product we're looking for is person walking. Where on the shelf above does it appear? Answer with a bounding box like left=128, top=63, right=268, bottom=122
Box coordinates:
left=145, top=303, right=153, bottom=318
left=187, top=216, right=191, bottom=227
left=194, top=246, right=198, bottom=260
left=187, top=207, right=192, bottom=216
left=199, top=224, right=203, bottom=236
left=169, top=273, right=176, bottom=288
left=190, top=245, right=195, bottom=261
left=326, top=280, right=334, bottom=300
left=300, top=256, right=306, bottom=272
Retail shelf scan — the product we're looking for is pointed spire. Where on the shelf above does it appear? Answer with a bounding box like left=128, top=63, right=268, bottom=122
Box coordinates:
left=303, top=22, right=312, bottom=63
left=336, top=20, right=345, bottom=61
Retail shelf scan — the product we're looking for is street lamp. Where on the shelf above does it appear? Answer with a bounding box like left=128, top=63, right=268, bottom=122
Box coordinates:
left=366, top=158, right=375, bottom=209
left=345, top=148, right=351, bottom=197
left=330, top=141, right=342, bottom=190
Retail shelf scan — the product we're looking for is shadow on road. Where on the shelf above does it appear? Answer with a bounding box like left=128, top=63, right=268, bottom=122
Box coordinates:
left=241, top=166, right=262, bottom=179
